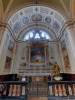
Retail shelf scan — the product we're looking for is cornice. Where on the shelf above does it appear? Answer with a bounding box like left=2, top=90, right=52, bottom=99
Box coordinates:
left=0, top=18, right=75, bottom=43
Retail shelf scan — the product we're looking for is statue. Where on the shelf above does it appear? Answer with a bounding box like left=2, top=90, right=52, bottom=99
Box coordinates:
left=53, top=62, right=60, bottom=76
left=52, top=62, right=62, bottom=81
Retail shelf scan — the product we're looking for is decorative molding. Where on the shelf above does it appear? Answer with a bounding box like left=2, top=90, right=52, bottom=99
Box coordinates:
left=0, top=18, right=75, bottom=43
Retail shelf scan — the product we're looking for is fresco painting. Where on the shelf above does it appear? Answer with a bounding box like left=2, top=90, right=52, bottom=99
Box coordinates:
left=4, top=56, right=11, bottom=69
left=64, top=55, right=71, bottom=72
left=8, top=40, right=14, bottom=52
left=32, top=15, right=42, bottom=21
left=45, top=16, right=51, bottom=23
left=61, top=39, right=66, bottom=51
left=22, top=17, right=29, bottom=24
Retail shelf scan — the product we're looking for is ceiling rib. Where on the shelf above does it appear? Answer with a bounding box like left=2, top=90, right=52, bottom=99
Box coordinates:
left=0, top=0, right=4, bottom=21
left=4, top=0, right=14, bottom=16
left=59, top=0, right=68, bottom=12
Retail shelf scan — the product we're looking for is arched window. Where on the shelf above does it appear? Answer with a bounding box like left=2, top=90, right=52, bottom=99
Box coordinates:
left=24, top=30, right=50, bottom=41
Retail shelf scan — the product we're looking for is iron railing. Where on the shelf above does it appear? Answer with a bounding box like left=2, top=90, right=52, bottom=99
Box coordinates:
left=27, top=82, right=48, bottom=98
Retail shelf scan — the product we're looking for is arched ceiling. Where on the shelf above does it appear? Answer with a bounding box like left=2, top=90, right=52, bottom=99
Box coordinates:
left=0, top=0, right=74, bottom=42
left=0, top=0, right=74, bottom=22
left=7, top=5, right=66, bottom=41
left=17, top=23, right=58, bottom=41
left=2, top=0, right=69, bottom=12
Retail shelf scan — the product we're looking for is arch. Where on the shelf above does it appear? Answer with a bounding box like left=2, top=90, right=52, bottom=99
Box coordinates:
left=5, top=5, right=67, bottom=42
left=24, top=29, right=50, bottom=41
left=16, top=22, right=58, bottom=41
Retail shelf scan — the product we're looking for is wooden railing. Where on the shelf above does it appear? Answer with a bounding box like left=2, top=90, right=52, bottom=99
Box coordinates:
left=47, top=81, right=75, bottom=99
left=0, top=81, right=28, bottom=99
left=0, top=81, right=75, bottom=99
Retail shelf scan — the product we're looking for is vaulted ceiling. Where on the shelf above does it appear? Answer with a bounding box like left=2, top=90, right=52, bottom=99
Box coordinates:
left=0, top=0, right=74, bottom=22
left=1, top=0, right=70, bottom=12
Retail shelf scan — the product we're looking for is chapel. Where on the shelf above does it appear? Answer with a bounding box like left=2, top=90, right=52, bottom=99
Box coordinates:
left=0, top=0, right=75, bottom=100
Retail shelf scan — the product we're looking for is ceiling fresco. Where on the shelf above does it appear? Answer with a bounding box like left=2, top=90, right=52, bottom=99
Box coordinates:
left=8, top=6, right=65, bottom=37
left=0, top=0, right=74, bottom=42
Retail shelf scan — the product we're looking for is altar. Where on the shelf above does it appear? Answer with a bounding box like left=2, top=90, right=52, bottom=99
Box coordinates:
left=18, top=42, right=55, bottom=82
left=23, top=73, right=51, bottom=82
left=23, top=73, right=51, bottom=76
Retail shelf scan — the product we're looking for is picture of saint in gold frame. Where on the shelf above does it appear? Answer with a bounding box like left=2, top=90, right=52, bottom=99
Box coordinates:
left=30, top=47, right=45, bottom=63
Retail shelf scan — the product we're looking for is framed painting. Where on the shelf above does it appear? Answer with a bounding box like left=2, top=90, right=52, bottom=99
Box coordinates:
left=45, top=16, right=51, bottom=23
left=61, top=39, right=66, bottom=51
left=22, top=17, right=29, bottom=24
left=64, top=55, right=71, bottom=72
left=4, top=56, right=11, bottom=69
left=30, top=47, right=45, bottom=63
left=8, top=40, right=14, bottom=52
left=32, top=15, right=42, bottom=21
left=53, top=21, right=60, bottom=31
left=5, top=34, right=9, bottom=47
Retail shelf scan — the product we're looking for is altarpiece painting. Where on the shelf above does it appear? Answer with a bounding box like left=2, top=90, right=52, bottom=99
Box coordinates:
left=30, top=42, right=45, bottom=63
left=30, top=47, right=45, bottom=63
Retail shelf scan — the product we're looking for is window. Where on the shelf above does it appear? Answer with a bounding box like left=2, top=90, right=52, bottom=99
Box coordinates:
left=24, top=30, right=50, bottom=40
left=35, top=33, right=40, bottom=39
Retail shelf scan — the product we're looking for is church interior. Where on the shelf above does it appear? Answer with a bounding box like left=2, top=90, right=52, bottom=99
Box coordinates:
left=0, top=0, right=75, bottom=100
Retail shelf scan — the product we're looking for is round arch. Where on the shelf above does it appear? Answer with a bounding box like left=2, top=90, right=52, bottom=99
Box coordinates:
left=6, top=5, right=67, bottom=41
